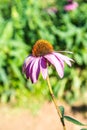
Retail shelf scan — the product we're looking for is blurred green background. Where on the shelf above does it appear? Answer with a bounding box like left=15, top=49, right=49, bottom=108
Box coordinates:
left=0, top=0, right=87, bottom=109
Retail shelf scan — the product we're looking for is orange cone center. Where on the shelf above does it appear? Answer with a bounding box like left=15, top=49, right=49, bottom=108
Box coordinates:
left=32, top=39, right=54, bottom=57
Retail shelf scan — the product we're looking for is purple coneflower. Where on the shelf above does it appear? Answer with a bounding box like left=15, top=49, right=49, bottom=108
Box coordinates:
left=64, top=1, right=78, bottom=11
left=23, top=39, right=73, bottom=83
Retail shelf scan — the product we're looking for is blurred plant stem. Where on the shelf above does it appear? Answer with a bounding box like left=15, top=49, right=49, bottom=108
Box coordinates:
left=46, top=76, right=66, bottom=130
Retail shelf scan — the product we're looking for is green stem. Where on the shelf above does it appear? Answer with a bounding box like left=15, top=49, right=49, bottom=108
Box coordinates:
left=46, top=76, right=66, bottom=130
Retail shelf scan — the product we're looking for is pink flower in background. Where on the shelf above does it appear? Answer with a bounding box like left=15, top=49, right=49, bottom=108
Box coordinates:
left=45, top=7, right=58, bottom=14
left=23, top=40, right=73, bottom=83
left=64, top=2, right=78, bottom=11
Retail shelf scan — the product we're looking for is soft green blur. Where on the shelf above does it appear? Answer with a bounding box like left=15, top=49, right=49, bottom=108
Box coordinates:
left=0, top=0, right=87, bottom=107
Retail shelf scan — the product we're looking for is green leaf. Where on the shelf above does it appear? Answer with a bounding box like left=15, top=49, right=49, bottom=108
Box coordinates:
left=59, top=106, right=65, bottom=126
left=64, top=116, right=87, bottom=126
left=59, top=106, right=65, bottom=117
left=1, top=21, right=13, bottom=40
left=80, top=129, right=87, bottom=130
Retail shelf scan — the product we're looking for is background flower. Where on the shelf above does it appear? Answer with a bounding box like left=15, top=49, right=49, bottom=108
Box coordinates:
left=64, top=1, right=78, bottom=11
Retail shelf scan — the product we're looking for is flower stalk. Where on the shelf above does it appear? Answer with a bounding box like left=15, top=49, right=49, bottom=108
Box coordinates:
left=46, top=75, right=66, bottom=130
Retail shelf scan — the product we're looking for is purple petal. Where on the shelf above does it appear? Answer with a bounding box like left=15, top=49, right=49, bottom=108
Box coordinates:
left=22, top=55, right=33, bottom=73
left=44, top=54, right=64, bottom=78
left=54, top=52, right=73, bottom=66
left=40, top=57, right=48, bottom=79
left=25, top=57, right=35, bottom=79
left=31, top=58, right=40, bottom=83
left=53, top=52, right=64, bottom=69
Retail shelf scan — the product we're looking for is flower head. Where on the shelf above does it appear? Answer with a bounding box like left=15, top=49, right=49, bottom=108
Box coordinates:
left=64, top=2, right=78, bottom=11
left=23, top=39, right=73, bottom=83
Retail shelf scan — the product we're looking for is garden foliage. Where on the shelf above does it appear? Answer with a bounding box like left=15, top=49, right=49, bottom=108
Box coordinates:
left=0, top=0, right=87, bottom=105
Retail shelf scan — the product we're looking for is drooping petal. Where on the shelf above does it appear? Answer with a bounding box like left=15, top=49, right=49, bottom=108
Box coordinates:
left=53, top=52, right=64, bottom=69
left=31, top=58, right=40, bottom=83
left=44, top=54, right=64, bottom=78
left=40, top=57, right=48, bottom=79
left=25, top=57, right=35, bottom=79
left=22, top=55, right=33, bottom=73
left=54, top=52, right=73, bottom=66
